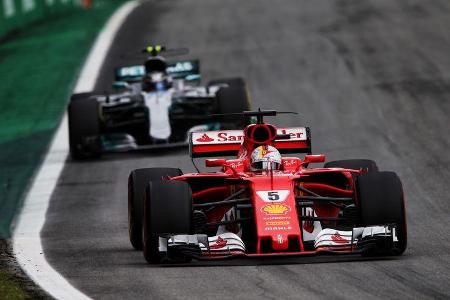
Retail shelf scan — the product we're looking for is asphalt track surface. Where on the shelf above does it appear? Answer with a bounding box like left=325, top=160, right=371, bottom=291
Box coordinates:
left=41, top=0, right=450, bottom=299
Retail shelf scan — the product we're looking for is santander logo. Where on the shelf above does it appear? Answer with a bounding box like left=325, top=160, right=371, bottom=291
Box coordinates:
left=192, top=128, right=307, bottom=145
left=193, top=130, right=244, bottom=144
left=196, top=133, right=214, bottom=143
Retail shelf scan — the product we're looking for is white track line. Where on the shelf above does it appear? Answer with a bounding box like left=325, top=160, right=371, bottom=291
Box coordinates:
left=12, top=1, right=139, bottom=299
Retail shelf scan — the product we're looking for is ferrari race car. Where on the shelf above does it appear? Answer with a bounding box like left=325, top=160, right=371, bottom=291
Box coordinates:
left=128, top=110, right=407, bottom=264
left=68, top=46, right=251, bottom=159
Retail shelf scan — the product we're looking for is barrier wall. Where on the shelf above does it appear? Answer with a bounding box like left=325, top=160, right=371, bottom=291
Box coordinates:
left=0, top=0, right=81, bottom=39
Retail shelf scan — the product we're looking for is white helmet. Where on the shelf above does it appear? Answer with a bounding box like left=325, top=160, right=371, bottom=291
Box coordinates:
left=250, top=145, right=282, bottom=171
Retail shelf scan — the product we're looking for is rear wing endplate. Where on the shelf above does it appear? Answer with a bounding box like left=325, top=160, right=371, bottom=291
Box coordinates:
left=190, top=127, right=311, bottom=158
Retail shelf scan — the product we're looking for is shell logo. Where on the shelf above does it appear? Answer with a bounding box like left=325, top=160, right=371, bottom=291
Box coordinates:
left=261, top=204, right=291, bottom=215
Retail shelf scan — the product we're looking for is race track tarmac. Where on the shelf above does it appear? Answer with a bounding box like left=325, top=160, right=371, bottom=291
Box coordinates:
left=42, top=0, right=450, bottom=298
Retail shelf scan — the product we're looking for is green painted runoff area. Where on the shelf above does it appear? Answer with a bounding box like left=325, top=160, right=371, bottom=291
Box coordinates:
left=0, top=0, right=78, bottom=39
left=0, top=0, right=127, bottom=238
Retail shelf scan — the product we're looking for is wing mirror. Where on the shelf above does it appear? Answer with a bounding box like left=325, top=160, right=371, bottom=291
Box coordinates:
left=205, top=159, right=226, bottom=167
left=303, top=154, right=326, bottom=164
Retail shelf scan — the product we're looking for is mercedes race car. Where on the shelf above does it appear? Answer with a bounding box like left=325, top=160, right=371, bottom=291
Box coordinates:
left=68, top=46, right=251, bottom=159
left=128, top=110, right=407, bottom=264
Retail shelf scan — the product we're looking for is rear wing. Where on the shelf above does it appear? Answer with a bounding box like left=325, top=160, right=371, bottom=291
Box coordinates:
left=166, top=59, right=200, bottom=80
left=190, top=127, right=311, bottom=158
left=115, top=59, right=200, bottom=82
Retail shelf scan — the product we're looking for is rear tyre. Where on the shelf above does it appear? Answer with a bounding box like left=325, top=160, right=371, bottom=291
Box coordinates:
left=128, top=168, right=182, bottom=250
left=324, top=159, right=378, bottom=173
left=68, top=98, right=102, bottom=160
left=70, top=92, right=94, bottom=102
left=216, top=85, right=251, bottom=128
left=357, top=171, right=407, bottom=255
left=143, top=180, right=192, bottom=264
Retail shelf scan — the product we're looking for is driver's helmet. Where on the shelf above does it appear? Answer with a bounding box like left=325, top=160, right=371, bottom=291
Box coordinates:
left=145, top=57, right=167, bottom=73
left=250, top=145, right=282, bottom=171
left=142, top=71, right=172, bottom=92
left=142, top=57, right=172, bottom=92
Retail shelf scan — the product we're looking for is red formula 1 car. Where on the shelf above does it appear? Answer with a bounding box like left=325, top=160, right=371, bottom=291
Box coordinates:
left=128, top=110, right=407, bottom=264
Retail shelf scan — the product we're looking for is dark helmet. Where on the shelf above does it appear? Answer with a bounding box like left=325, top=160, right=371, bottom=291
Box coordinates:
left=144, top=57, right=167, bottom=73
left=142, top=57, right=172, bottom=92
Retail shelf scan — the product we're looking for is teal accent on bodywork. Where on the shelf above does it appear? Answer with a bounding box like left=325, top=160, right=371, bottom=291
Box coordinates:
left=185, top=74, right=201, bottom=82
left=115, top=65, right=146, bottom=82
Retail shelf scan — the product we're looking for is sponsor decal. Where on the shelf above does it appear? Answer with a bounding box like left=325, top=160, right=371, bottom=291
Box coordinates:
left=283, top=159, right=299, bottom=168
left=118, top=65, right=145, bottom=77
left=277, top=234, right=283, bottom=244
left=195, top=133, right=214, bottom=143
left=265, top=226, right=292, bottom=231
left=229, top=160, right=244, bottom=169
left=217, top=132, right=244, bottom=142
left=257, top=190, right=290, bottom=202
left=266, top=221, right=290, bottom=226
left=210, top=236, right=227, bottom=249
left=192, top=127, right=307, bottom=145
left=331, top=231, right=348, bottom=244
left=261, top=204, right=291, bottom=215
left=263, top=216, right=291, bottom=221
left=166, top=62, right=193, bottom=73
left=192, top=130, right=243, bottom=144
left=278, top=128, right=307, bottom=141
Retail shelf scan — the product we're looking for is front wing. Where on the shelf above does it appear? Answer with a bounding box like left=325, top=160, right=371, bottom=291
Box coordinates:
left=158, top=225, right=399, bottom=262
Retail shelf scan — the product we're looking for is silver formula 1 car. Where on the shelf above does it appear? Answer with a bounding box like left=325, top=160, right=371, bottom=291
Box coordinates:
left=68, top=46, right=251, bottom=159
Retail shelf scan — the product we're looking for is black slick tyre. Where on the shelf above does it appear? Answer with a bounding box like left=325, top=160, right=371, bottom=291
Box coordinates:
left=324, top=159, right=378, bottom=173
left=68, top=98, right=102, bottom=160
left=128, top=168, right=182, bottom=250
left=216, top=85, right=251, bottom=127
left=143, top=180, right=192, bottom=264
left=70, top=92, right=94, bottom=102
left=356, top=171, right=407, bottom=255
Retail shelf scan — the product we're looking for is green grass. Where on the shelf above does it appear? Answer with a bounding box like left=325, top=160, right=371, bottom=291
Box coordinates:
left=0, top=268, right=31, bottom=299
left=0, top=1, right=128, bottom=297
left=0, top=0, right=127, bottom=238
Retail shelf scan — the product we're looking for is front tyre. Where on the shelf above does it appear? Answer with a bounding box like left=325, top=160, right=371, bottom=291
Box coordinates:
left=143, top=180, right=192, bottom=264
left=357, top=171, right=407, bottom=255
left=128, top=168, right=182, bottom=250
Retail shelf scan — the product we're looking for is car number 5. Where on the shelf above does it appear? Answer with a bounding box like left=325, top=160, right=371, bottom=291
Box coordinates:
left=267, top=191, right=280, bottom=201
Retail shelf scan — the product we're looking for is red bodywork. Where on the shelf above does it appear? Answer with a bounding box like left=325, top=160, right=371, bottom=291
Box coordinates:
left=169, top=123, right=364, bottom=257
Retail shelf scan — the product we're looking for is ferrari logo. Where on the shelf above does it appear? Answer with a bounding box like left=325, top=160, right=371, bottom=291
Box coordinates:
left=331, top=232, right=348, bottom=244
